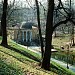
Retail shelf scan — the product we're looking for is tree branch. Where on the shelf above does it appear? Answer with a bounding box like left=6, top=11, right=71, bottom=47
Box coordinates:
left=58, top=0, right=69, bottom=15
left=69, top=19, right=75, bottom=25
left=53, top=18, right=69, bottom=32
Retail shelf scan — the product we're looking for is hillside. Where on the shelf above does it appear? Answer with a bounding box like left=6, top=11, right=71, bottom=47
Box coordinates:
left=0, top=39, right=57, bottom=75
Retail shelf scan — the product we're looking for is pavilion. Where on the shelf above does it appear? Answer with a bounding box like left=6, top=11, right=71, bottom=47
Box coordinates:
left=7, top=22, right=39, bottom=44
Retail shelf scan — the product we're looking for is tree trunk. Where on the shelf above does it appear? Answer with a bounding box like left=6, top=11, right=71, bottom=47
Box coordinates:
left=54, top=30, right=57, bottom=37
left=68, top=27, right=69, bottom=34
left=72, top=26, right=74, bottom=45
left=41, top=0, right=54, bottom=70
left=71, top=25, right=74, bottom=45
left=35, top=0, right=44, bottom=59
left=1, top=0, right=8, bottom=46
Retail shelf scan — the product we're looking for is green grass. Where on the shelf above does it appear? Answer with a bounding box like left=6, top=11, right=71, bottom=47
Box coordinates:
left=8, top=40, right=41, bottom=62
left=9, top=39, right=75, bottom=75
left=51, top=61, right=75, bottom=75
left=0, top=60, right=23, bottom=75
left=0, top=39, right=56, bottom=75
left=0, top=36, right=75, bottom=75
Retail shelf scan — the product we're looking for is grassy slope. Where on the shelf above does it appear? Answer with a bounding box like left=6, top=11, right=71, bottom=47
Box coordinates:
left=0, top=39, right=56, bottom=75
left=0, top=37, right=75, bottom=75
left=8, top=40, right=75, bottom=75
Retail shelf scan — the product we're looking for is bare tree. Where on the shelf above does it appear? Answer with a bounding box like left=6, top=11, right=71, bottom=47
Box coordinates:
left=1, top=0, right=8, bottom=46
left=35, top=0, right=44, bottom=59
left=41, top=0, right=54, bottom=70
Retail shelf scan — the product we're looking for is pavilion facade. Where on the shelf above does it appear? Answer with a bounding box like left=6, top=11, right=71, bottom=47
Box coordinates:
left=7, top=22, right=39, bottom=44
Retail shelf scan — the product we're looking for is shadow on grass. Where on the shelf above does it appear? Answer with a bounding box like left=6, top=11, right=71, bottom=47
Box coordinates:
left=0, top=60, right=22, bottom=75
left=0, top=44, right=40, bottom=62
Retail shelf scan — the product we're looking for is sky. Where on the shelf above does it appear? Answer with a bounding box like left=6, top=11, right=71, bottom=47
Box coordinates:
left=6, top=0, right=45, bottom=7
left=6, top=0, right=47, bottom=8
left=7, top=0, right=44, bottom=4
left=0, top=0, right=75, bottom=7
left=0, top=0, right=47, bottom=4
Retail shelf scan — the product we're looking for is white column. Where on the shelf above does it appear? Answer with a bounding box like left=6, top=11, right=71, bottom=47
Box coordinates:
left=26, top=31, right=28, bottom=42
left=30, top=31, right=32, bottom=42
left=22, top=31, right=24, bottom=42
